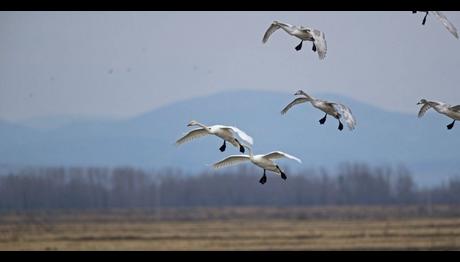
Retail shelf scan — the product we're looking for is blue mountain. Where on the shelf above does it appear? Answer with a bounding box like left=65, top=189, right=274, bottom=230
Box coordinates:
left=1, top=90, right=459, bottom=186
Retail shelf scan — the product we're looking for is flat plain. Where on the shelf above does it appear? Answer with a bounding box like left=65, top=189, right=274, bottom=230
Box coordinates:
left=1, top=206, right=460, bottom=250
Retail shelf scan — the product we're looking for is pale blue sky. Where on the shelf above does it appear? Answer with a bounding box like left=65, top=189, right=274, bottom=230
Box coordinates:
left=1, top=11, right=460, bottom=122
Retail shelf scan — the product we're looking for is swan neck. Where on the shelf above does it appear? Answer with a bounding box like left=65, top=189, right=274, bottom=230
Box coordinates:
left=193, top=122, right=208, bottom=129
left=301, top=92, right=314, bottom=101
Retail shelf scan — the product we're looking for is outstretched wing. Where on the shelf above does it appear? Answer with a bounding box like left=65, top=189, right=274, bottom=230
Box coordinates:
left=263, top=151, right=302, bottom=163
left=312, top=29, right=327, bottom=60
left=281, top=97, right=309, bottom=115
left=418, top=103, right=433, bottom=118
left=449, top=105, right=460, bottom=112
left=332, top=103, right=356, bottom=130
left=263, top=22, right=281, bottom=43
left=431, top=11, right=459, bottom=39
left=175, top=128, right=209, bottom=145
left=212, top=155, right=251, bottom=169
left=222, top=126, right=254, bottom=146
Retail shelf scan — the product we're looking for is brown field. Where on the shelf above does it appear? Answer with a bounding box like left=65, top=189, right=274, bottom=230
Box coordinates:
left=1, top=206, right=460, bottom=250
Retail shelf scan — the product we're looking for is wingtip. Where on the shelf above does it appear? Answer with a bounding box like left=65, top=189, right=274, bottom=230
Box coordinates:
left=206, top=163, right=219, bottom=169
left=211, top=164, right=221, bottom=169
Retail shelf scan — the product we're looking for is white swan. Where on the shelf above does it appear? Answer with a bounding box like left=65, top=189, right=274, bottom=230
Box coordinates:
left=212, top=144, right=301, bottom=185
left=176, top=120, right=254, bottom=153
left=417, top=99, right=460, bottom=129
left=412, top=11, right=458, bottom=39
left=281, top=90, right=356, bottom=131
left=262, top=20, right=327, bottom=60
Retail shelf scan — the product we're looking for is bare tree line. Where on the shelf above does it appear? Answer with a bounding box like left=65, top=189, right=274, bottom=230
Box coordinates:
left=0, top=163, right=459, bottom=211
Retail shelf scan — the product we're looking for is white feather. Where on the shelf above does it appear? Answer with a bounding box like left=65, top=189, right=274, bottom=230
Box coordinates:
left=212, top=155, right=251, bottom=169
left=332, top=103, right=357, bottom=130
left=431, top=11, right=459, bottom=39
left=263, top=151, right=302, bottom=163
left=224, top=126, right=254, bottom=146
left=175, top=128, right=209, bottom=145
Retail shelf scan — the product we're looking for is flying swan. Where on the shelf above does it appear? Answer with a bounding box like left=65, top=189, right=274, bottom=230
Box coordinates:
left=417, top=99, right=460, bottom=129
left=212, top=144, right=302, bottom=185
left=176, top=120, right=254, bottom=153
left=281, top=90, right=356, bottom=131
left=412, top=11, right=458, bottom=39
left=262, top=20, right=327, bottom=60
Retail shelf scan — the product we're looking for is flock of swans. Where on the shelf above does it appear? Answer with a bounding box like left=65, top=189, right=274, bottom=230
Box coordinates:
left=176, top=12, right=460, bottom=185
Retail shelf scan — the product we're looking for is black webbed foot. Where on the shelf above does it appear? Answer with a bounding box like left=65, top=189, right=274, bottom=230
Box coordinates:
left=259, top=170, right=267, bottom=185
left=235, top=139, right=245, bottom=153
left=295, top=41, right=303, bottom=51
left=422, top=12, right=428, bottom=25
left=447, top=120, right=456, bottom=130
left=219, top=141, right=226, bottom=152
left=338, top=121, right=344, bottom=131
left=319, top=114, right=327, bottom=125
left=276, top=165, right=287, bottom=180
left=312, top=43, right=317, bottom=52
left=280, top=172, right=287, bottom=180
left=239, top=145, right=245, bottom=153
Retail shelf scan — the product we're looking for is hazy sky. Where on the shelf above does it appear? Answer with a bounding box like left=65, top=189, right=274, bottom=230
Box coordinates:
left=1, top=11, right=460, bottom=122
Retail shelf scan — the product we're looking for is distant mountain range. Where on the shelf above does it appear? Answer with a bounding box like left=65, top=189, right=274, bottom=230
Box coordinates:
left=1, top=90, right=459, bottom=186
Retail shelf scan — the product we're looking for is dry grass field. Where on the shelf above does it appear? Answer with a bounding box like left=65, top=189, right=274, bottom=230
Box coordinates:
left=1, top=206, right=460, bottom=250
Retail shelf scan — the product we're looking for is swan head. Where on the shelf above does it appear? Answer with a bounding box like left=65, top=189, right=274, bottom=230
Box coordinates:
left=294, top=90, right=306, bottom=96
left=417, top=99, right=427, bottom=105
left=187, top=120, right=199, bottom=127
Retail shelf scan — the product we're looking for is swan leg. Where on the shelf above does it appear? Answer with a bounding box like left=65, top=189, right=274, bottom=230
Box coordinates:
left=422, top=11, right=428, bottom=25
left=276, top=165, right=287, bottom=180
left=447, top=120, right=456, bottom=130
left=295, top=41, right=303, bottom=51
left=319, top=113, right=327, bottom=124
left=219, top=140, right=226, bottom=152
left=235, top=139, right=245, bottom=153
left=239, top=145, right=245, bottom=153
left=259, top=170, right=267, bottom=185
left=338, top=120, right=344, bottom=131
left=312, top=43, right=317, bottom=52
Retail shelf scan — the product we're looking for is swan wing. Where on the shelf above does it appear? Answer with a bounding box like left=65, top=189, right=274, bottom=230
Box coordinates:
left=312, top=29, right=327, bottom=59
left=418, top=103, right=433, bottom=118
left=263, top=22, right=281, bottom=43
left=430, top=11, right=459, bottom=39
left=225, top=126, right=254, bottom=146
left=263, top=21, right=297, bottom=43
left=332, top=103, right=357, bottom=130
left=263, top=151, right=302, bottom=163
left=175, top=128, right=209, bottom=145
left=281, top=97, right=309, bottom=115
left=212, top=155, right=251, bottom=169
left=449, top=105, right=460, bottom=112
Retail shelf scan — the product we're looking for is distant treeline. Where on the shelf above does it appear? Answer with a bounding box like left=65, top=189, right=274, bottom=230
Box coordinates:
left=1, top=164, right=460, bottom=211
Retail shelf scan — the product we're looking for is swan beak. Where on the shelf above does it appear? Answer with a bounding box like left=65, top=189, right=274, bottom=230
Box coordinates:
left=187, top=123, right=192, bottom=126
